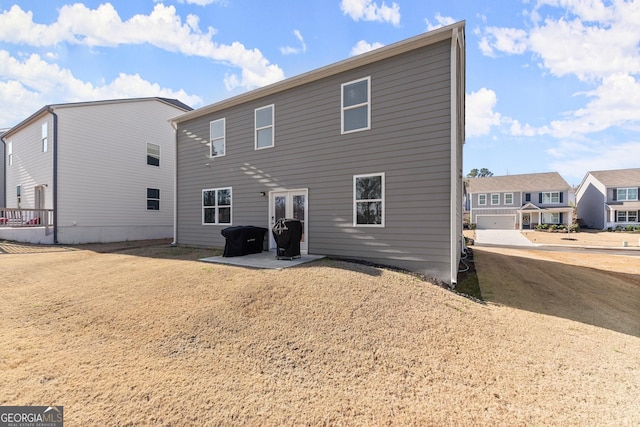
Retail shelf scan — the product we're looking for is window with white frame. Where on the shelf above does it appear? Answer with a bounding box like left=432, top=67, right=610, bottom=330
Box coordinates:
left=210, top=118, right=225, bottom=157
left=41, top=122, right=48, bottom=153
left=342, top=76, right=370, bottom=134
left=542, top=212, right=560, bottom=224
left=354, top=173, right=384, bottom=226
left=147, top=143, right=160, bottom=166
left=617, top=210, right=638, bottom=222
left=7, top=141, right=12, bottom=166
left=203, top=188, right=232, bottom=224
left=491, top=193, right=500, bottom=205
left=542, top=191, right=560, bottom=204
left=255, top=105, right=274, bottom=149
left=478, top=194, right=487, bottom=206
left=617, top=187, right=638, bottom=201
left=147, top=188, right=160, bottom=210
left=505, top=193, right=514, bottom=205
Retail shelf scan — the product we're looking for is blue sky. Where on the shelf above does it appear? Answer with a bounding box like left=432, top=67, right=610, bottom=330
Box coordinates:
left=0, top=0, right=639, bottom=186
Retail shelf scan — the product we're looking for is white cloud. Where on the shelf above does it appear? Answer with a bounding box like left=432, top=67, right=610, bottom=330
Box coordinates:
left=340, top=0, right=400, bottom=26
left=154, top=0, right=225, bottom=6
left=475, top=1, right=640, bottom=140
left=350, top=40, right=385, bottom=56
left=425, top=13, right=456, bottom=31
left=0, top=50, right=202, bottom=127
left=550, top=141, right=640, bottom=181
left=280, top=30, right=307, bottom=55
left=0, top=3, right=284, bottom=91
left=465, top=88, right=502, bottom=138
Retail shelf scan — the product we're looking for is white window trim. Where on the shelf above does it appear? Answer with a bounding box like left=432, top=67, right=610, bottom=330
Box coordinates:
left=542, top=212, right=560, bottom=224
left=617, top=187, right=638, bottom=201
left=210, top=118, right=226, bottom=157
left=542, top=191, right=560, bottom=204
left=353, top=172, right=385, bottom=227
left=617, top=210, right=638, bottom=222
left=255, top=105, right=274, bottom=150
left=147, top=188, right=160, bottom=211
left=341, top=76, right=371, bottom=134
left=504, top=193, right=514, bottom=205
left=7, top=141, right=12, bottom=166
left=202, top=187, right=233, bottom=225
left=491, top=193, right=500, bottom=205
left=478, top=194, right=487, bottom=206
left=41, top=122, right=48, bottom=153
left=146, top=142, right=160, bottom=167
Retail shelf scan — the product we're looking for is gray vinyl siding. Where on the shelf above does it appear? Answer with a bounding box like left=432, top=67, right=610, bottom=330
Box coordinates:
left=3, top=116, right=53, bottom=210
left=178, top=40, right=454, bottom=280
left=55, top=100, right=180, bottom=242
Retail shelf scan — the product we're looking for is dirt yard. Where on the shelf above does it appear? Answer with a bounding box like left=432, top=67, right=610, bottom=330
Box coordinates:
left=1, top=242, right=639, bottom=425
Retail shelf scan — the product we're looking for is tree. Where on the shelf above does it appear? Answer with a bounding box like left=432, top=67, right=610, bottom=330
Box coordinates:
left=467, top=168, right=494, bottom=178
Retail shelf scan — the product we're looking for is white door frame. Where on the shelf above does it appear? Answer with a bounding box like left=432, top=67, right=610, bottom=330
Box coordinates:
left=268, top=188, right=308, bottom=254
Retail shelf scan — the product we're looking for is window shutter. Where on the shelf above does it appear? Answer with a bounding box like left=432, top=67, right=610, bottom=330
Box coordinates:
left=612, top=189, right=616, bottom=201
left=525, top=193, right=531, bottom=202
left=559, top=192, right=563, bottom=203
left=559, top=212, right=563, bottom=223
left=539, top=193, right=543, bottom=203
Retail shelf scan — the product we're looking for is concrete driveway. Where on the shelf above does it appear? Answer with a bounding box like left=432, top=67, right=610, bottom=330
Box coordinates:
left=474, top=229, right=538, bottom=247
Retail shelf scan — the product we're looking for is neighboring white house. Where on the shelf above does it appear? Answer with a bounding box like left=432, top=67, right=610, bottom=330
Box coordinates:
left=576, top=168, right=640, bottom=230
left=1, top=98, right=191, bottom=244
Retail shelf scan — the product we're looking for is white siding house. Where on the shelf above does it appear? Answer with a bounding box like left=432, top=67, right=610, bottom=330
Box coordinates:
left=1, top=98, right=191, bottom=244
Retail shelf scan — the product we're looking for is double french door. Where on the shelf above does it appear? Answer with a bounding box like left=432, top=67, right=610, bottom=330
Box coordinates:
left=269, top=189, right=308, bottom=254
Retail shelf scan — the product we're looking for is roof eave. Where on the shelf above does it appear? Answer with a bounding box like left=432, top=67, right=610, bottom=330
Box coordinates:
left=172, top=21, right=465, bottom=124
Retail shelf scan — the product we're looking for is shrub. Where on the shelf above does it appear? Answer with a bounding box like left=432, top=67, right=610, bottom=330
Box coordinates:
left=536, top=224, right=548, bottom=230
left=633, top=225, right=640, bottom=232
left=615, top=225, right=623, bottom=232
left=568, top=223, right=580, bottom=232
left=624, top=225, right=633, bottom=232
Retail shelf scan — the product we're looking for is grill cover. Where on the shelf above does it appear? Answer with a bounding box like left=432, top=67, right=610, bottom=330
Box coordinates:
left=221, top=226, right=268, bottom=257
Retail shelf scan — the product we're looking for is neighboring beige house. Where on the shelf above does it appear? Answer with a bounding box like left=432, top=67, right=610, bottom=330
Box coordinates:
left=576, top=168, right=640, bottom=229
left=467, top=172, right=573, bottom=230
left=1, top=98, right=191, bottom=244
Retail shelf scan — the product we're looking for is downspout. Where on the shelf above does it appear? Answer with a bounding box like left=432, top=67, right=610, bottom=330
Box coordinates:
left=170, top=120, right=178, bottom=246
left=48, top=108, right=59, bottom=244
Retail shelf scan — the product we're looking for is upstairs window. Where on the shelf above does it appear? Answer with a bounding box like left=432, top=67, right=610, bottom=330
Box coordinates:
left=7, top=142, right=12, bottom=166
left=255, top=105, right=274, bottom=150
left=478, top=194, right=487, bottom=206
left=491, top=194, right=500, bottom=205
left=617, top=187, right=638, bottom=201
left=505, top=193, right=514, bottom=205
left=147, top=188, right=160, bottom=210
left=541, top=191, right=560, bottom=204
left=42, top=122, right=48, bottom=153
left=342, top=76, right=370, bottom=134
left=210, top=118, right=226, bottom=157
left=147, top=143, right=160, bottom=166
left=203, top=188, right=232, bottom=225
left=354, top=173, right=384, bottom=226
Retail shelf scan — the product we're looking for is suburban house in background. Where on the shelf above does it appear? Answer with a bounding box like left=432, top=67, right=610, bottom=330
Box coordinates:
left=467, top=172, right=573, bottom=230
left=171, top=22, right=466, bottom=284
left=1, top=97, right=192, bottom=244
left=0, top=129, right=6, bottom=208
left=576, top=168, right=640, bottom=230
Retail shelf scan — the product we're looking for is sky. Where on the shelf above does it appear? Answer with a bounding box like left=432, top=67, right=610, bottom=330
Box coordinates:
left=0, top=0, right=639, bottom=186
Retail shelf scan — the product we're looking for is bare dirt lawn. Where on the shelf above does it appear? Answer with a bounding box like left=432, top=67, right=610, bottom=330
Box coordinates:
left=1, top=241, right=639, bottom=425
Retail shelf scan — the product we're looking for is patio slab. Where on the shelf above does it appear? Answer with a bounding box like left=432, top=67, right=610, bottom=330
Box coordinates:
left=200, top=250, right=325, bottom=269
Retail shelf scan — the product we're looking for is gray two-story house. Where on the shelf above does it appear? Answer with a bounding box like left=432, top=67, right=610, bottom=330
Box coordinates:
left=576, top=168, right=640, bottom=229
left=172, top=22, right=466, bottom=285
left=467, top=172, right=573, bottom=230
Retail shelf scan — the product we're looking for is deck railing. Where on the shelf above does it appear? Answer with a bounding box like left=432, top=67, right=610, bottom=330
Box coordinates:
left=0, top=208, right=54, bottom=232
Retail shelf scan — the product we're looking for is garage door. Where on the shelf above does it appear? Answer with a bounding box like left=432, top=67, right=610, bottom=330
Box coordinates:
left=477, top=215, right=515, bottom=230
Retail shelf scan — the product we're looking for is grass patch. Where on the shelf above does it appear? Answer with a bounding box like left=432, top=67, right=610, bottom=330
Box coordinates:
left=455, top=248, right=483, bottom=300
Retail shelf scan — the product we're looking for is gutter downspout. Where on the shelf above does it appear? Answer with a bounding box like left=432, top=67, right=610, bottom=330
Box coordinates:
left=170, top=120, right=178, bottom=246
left=48, top=108, right=59, bottom=244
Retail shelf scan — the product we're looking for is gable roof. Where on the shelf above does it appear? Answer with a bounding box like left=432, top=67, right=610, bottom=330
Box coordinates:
left=466, top=172, right=570, bottom=193
left=172, top=21, right=465, bottom=124
left=587, top=168, right=640, bottom=187
left=1, top=97, right=192, bottom=140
